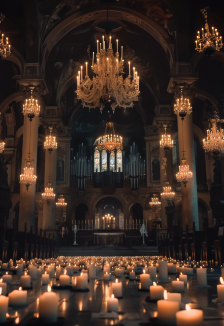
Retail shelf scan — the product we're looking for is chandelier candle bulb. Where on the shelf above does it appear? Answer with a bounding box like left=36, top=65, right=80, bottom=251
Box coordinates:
left=9, top=288, right=27, bottom=306
left=0, top=290, right=8, bottom=323
left=196, top=268, right=207, bottom=287
left=85, top=62, right=88, bottom=77
left=81, top=66, right=83, bottom=81
left=116, top=39, right=118, bottom=53
left=92, top=52, right=94, bottom=67
left=176, top=305, right=203, bottom=326
left=121, top=46, right=123, bottom=60
left=97, top=40, right=99, bottom=53
left=112, top=279, right=122, bottom=298
left=128, top=61, right=130, bottom=76
left=0, top=280, right=7, bottom=296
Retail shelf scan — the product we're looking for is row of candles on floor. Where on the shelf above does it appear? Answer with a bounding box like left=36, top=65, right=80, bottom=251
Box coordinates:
left=0, top=256, right=224, bottom=325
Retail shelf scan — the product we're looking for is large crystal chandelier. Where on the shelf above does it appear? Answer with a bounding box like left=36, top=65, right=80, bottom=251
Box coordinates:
left=22, top=87, right=40, bottom=121
left=160, top=124, right=173, bottom=151
left=20, top=157, right=37, bottom=191
left=42, top=182, right=55, bottom=203
left=203, top=112, right=224, bottom=156
left=176, top=154, right=193, bottom=188
left=44, top=127, right=57, bottom=153
left=76, top=36, right=139, bottom=113
left=149, top=194, right=161, bottom=207
left=0, top=15, right=11, bottom=59
left=0, top=113, right=5, bottom=154
left=161, top=182, right=175, bottom=200
left=94, top=122, right=123, bottom=152
left=174, top=87, right=192, bottom=120
left=195, top=8, right=223, bottom=57
left=56, top=195, right=67, bottom=207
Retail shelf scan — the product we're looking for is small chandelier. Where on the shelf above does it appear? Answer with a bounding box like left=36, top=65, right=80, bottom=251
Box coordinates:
left=203, top=112, right=224, bottom=156
left=149, top=194, right=161, bottom=207
left=195, top=8, right=223, bottom=57
left=160, top=124, right=173, bottom=151
left=94, top=122, right=123, bottom=152
left=76, top=36, right=139, bottom=113
left=176, top=154, right=193, bottom=188
left=0, top=113, right=5, bottom=154
left=174, top=87, right=192, bottom=120
left=42, top=182, right=55, bottom=203
left=20, top=157, right=37, bottom=191
left=0, top=15, right=11, bottom=59
left=161, top=182, right=175, bottom=200
left=22, top=87, right=40, bottom=121
left=56, top=195, right=67, bottom=207
left=44, top=127, right=57, bottom=153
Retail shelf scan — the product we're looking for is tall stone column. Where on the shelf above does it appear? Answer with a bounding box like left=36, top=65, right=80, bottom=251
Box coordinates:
left=42, top=135, right=57, bottom=232
left=19, top=115, right=39, bottom=231
left=177, top=114, right=199, bottom=230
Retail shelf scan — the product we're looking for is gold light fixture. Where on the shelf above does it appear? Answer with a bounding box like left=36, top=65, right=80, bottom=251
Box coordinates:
left=20, top=156, right=37, bottom=191
left=0, top=15, right=11, bottom=59
left=149, top=194, right=161, bottom=207
left=161, top=182, right=175, bottom=200
left=174, top=87, right=192, bottom=120
left=22, top=87, right=40, bottom=121
left=94, top=122, right=123, bottom=152
left=76, top=36, right=139, bottom=113
left=176, top=153, right=193, bottom=188
left=195, top=8, right=223, bottom=57
left=160, top=124, right=173, bottom=151
left=56, top=195, right=67, bottom=207
left=42, top=182, right=55, bottom=204
left=0, top=113, right=5, bottom=154
left=203, top=112, right=224, bottom=155
left=44, top=127, right=57, bottom=153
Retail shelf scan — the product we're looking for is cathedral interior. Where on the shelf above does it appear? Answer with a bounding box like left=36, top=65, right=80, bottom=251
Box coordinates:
left=1, top=0, right=224, bottom=324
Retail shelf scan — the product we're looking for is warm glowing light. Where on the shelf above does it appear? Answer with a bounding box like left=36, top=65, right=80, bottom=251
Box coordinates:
left=161, top=182, right=175, bottom=200
left=186, top=304, right=191, bottom=311
left=160, top=124, right=173, bottom=150
left=174, top=87, right=192, bottom=119
left=163, top=290, right=167, bottom=300
left=149, top=194, right=161, bottom=207
left=220, top=277, right=224, bottom=284
left=44, top=127, right=57, bottom=152
left=153, top=282, right=157, bottom=286
left=94, top=122, right=123, bottom=153
left=47, top=285, right=51, bottom=292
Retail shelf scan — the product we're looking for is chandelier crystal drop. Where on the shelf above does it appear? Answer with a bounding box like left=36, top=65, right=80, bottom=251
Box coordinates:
left=42, top=182, right=56, bottom=202
left=149, top=194, right=161, bottom=207
left=174, top=87, right=192, bottom=120
left=94, top=122, right=123, bottom=152
left=56, top=195, right=67, bottom=207
left=160, top=124, right=173, bottom=150
left=76, top=36, right=139, bottom=113
left=22, top=87, right=40, bottom=120
left=161, top=182, right=175, bottom=200
left=20, top=160, right=37, bottom=191
left=195, top=8, right=223, bottom=56
left=176, top=154, right=193, bottom=187
left=203, top=113, right=224, bottom=155
left=44, top=127, right=57, bottom=152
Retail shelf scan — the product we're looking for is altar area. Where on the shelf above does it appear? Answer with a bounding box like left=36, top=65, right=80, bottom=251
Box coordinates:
left=93, top=233, right=124, bottom=245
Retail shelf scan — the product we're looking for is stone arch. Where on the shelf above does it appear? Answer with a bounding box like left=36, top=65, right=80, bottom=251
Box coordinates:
left=128, top=199, right=144, bottom=215
left=91, top=193, right=127, bottom=219
left=41, top=7, right=174, bottom=73
left=4, top=47, right=26, bottom=76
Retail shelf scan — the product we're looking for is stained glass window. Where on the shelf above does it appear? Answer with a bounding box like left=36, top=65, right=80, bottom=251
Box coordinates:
left=117, top=149, right=122, bottom=172
left=94, top=150, right=100, bottom=172
left=101, top=150, right=107, bottom=171
left=110, top=151, right=115, bottom=171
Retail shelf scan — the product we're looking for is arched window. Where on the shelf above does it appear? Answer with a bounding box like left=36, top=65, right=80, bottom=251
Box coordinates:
left=101, top=150, right=107, bottom=171
left=117, top=149, right=122, bottom=172
left=110, top=151, right=115, bottom=171
left=94, top=150, right=100, bottom=172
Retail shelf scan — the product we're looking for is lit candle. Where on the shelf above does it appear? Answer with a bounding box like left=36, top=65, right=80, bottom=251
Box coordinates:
left=0, top=288, right=8, bottom=323
left=20, top=273, right=31, bottom=288
left=112, top=279, right=122, bottom=298
left=103, top=272, right=110, bottom=281
left=128, top=61, right=131, bottom=76
left=176, top=304, right=203, bottom=326
left=28, top=265, right=37, bottom=279
left=109, top=36, right=112, bottom=49
left=196, top=268, right=207, bottom=287
left=121, top=46, right=123, bottom=60
left=129, top=270, right=135, bottom=280
left=148, top=266, right=157, bottom=281
left=89, top=264, right=96, bottom=279
left=97, top=40, right=99, bottom=53
left=76, top=273, right=88, bottom=290
left=9, top=288, right=27, bottom=306
left=149, top=282, right=164, bottom=300
left=179, top=274, right=187, bottom=285
left=115, top=268, right=124, bottom=277
left=172, top=278, right=185, bottom=292
left=140, top=271, right=152, bottom=290
left=107, top=294, right=118, bottom=312
left=2, top=273, right=12, bottom=285
left=59, top=272, right=70, bottom=286
left=56, top=266, right=63, bottom=280
left=157, top=290, right=179, bottom=324
left=92, top=52, right=94, bottom=67
left=66, top=266, right=74, bottom=276
left=42, top=272, right=50, bottom=285
left=217, top=277, right=224, bottom=302
left=39, top=286, right=58, bottom=322
left=185, top=267, right=193, bottom=275
left=17, top=264, right=24, bottom=278
left=85, top=62, right=88, bottom=77
left=116, top=39, right=118, bottom=53
left=133, top=67, right=135, bottom=80
left=158, top=261, right=169, bottom=281
left=0, top=279, right=7, bottom=296
left=80, top=66, right=83, bottom=81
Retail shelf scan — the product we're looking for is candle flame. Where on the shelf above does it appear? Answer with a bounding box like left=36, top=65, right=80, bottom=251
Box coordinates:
left=0, top=288, right=2, bottom=295
left=163, top=290, right=167, bottom=300
left=177, top=278, right=179, bottom=281
left=64, top=269, right=67, bottom=275
left=6, top=272, right=8, bottom=275
left=153, top=282, right=157, bottom=286
left=143, top=270, right=145, bottom=274
left=0, top=278, right=2, bottom=282
left=111, top=294, right=114, bottom=298
left=220, top=277, right=224, bottom=284
left=186, top=304, right=191, bottom=311
left=47, top=285, right=51, bottom=292
left=19, top=287, right=22, bottom=291
left=116, top=279, right=118, bottom=283
left=24, top=272, right=27, bottom=275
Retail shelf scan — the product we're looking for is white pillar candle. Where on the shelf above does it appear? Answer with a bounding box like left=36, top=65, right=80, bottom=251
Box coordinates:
left=42, top=273, right=50, bottom=285
left=17, top=264, right=24, bottom=278
left=129, top=271, right=135, bottom=280
left=76, top=273, right=88, bottom=290
left=115, top=268, right=124, bottom=277
left=158, top=261, right=168, bottom=281
left=0, top=293, right=8, bottom=323
left=112, top=279, right=122, bottom=298
left=74, top=266, right=79, bottom=273
left=59, top=274, right=70, bottom=286
left=56, top=267, right=63, bottom=279
left=217, top=277, right=224, bottom=302
left=2, top=274, right=12, bottom=285
left=168, top=263, right=176, bottom=274
left=148, top=266, right=157, bottom=281
left=28, top=265, right=37, bottom=279
left=150, top=283, right=164, bottom=300
left=140, top=273, right=152, bottom=290
left=157, top=299, right=179, bottom=324
left=9, top=288, right=27, bottom=306
left=0, top=280, right=7, bottom=296
left=107, top=294, right=118, bottom=312
left=1, top=264, right=7, bottom=270
left=20, top=274, right=31, bottom=288
left=172, top=279, right=185, bottom=292
left=8, top=260, right=13, bottom=268
left=196, top=268, right=207, bottom=287
left=176, top=306, right=203, bottom=326
left=167, top=292, right=181, bottom=303
left=176, top=266, right=185, bottom=274
left=179, top=274, right=187, bottom=285
left=39, top=286, right=58, bottom=322
left=103, top=273, right=110, bottom=281
left=48, top=266, right=55, bottom=278
left=89, top=264, right=96, bottom=279
left=185, top=267, right=194, bottom=276
left=103, top=265, right=110, bottom=273
left=37, top=269, right=43, bottom=278
left=66, top=266, right=74, bottom=277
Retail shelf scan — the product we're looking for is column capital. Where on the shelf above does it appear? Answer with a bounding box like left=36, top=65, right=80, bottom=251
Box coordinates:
left=17, top=78, right=48, bottom=96
left=153, top=117, right=176, bottom=133
left=168, top=62, right=198, bottom=94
